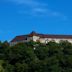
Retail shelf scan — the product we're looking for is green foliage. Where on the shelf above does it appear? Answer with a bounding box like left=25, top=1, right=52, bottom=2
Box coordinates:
left=15, top=63, right=28, bottom=72
left=4, top=64, right=15, bottom=72
left=0, top=41, right=72, bottom=72
left=0, top=60, right=4, bottom=72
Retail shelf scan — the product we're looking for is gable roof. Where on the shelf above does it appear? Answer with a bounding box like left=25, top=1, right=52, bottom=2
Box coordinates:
left=38, top=34, right=72, bottom=39
left=11, top=35, right=28, bottom=42
left=10, top=31, right=72, bottom=42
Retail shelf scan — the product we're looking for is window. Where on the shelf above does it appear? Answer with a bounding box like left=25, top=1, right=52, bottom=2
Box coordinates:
left=45, top=40, right=48, bottom=43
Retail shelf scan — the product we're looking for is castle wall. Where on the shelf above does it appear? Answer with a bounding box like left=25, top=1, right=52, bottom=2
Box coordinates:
left=33, top=36, right=40, bottom=42
left=32, top=36, right=72, bottom=43
left=10, top=35, right=72, bottom=46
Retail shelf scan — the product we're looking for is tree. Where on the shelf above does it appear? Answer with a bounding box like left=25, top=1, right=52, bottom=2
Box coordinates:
left=4, top=64, right=15, bottom=72
left=0, top=60, right=4, bottom=72
left=0, top=41, right=72, bottom=72
left=15, top=63, right=28, bottom=72
left=34, top=44, right=49, bottom=60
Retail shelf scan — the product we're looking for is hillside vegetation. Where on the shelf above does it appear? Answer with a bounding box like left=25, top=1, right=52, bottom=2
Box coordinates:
left=0, top=41, right=72, bottom=72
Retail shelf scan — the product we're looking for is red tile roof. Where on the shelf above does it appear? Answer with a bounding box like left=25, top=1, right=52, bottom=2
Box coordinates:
left=11, top=35, right=28, bottom=42
left=29, top=31, right=38, bottom=37
left=11, top=31, right=72, bottom=42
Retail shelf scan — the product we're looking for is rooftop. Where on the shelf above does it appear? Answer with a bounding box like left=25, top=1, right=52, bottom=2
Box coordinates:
left=11, top=31, right=72, bottom=42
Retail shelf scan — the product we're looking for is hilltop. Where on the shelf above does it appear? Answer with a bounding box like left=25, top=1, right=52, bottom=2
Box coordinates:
left=0, top=41, right=72, bottom=72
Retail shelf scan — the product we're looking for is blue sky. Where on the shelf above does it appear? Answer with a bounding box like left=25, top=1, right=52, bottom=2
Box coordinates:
left=0, top=0, right=72, bottom=41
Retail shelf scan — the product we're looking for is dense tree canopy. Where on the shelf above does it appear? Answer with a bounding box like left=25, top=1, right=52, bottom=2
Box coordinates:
left=0, top=40, right=72, bottom=72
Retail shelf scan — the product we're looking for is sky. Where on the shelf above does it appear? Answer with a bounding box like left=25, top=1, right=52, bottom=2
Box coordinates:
left=0, top=0, right=72, bottom=41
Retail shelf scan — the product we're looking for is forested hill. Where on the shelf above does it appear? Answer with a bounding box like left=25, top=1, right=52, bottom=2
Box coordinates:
left=0, top=41, right=72, bottom=72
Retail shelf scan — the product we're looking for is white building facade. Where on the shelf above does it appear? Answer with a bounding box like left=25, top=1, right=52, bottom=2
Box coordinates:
left=10, top=31, right=72, bottom=46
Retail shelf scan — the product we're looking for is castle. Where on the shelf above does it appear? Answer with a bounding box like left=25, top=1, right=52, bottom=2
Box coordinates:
left=10, top=31, right=72, bottom=46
